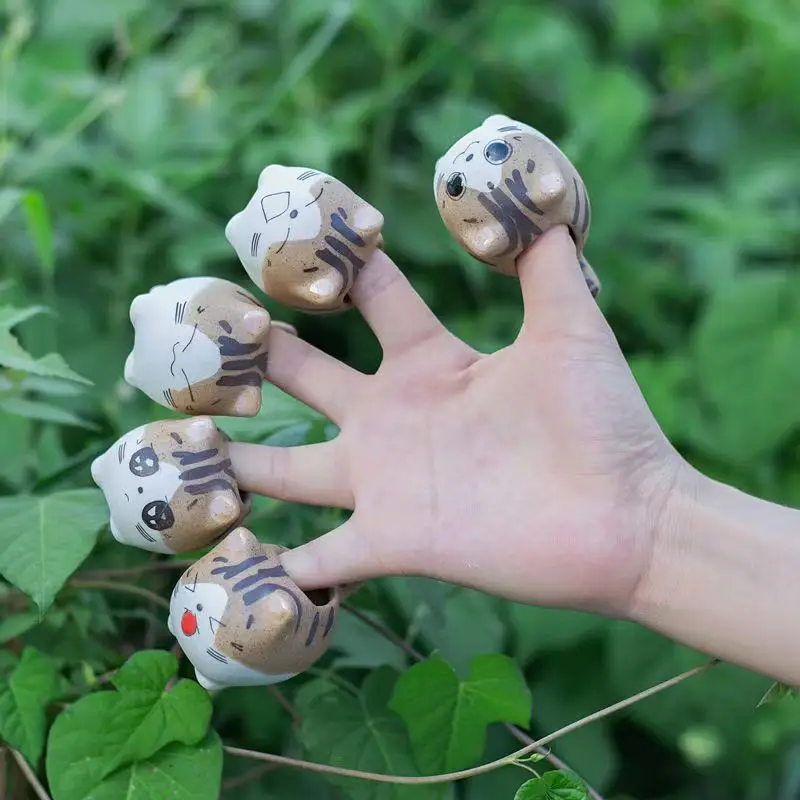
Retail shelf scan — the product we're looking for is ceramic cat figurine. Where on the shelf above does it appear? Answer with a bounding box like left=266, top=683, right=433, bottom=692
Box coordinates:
left=434, top=114, right=600, bottom=296
left=167, top=526, right=342, bottom=691
left=225, top=165, right=384, bottom=313
left=90, top=416, right=249, bottom=554
left=124, top=277, right=274, bottom=417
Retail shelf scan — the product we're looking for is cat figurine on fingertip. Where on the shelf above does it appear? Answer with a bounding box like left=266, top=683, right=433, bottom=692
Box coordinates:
left=225, top=165, right=384, bottom=313
left=124, top=277, right=283, bottom=418
left=167, top=527, right=343, bottom=691
left=90, top=416, right=249, bottom=554
left=434, top=113, right=600, bottom=297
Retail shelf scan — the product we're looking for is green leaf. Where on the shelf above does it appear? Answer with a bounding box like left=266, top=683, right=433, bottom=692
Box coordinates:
left=0, top=610, right=41, bottom=643
left=691, top=271, right=800, bottom=460
left=514, top=770, right=590, bottom=800
left=389, top=654, right=531, bottom=773
left=757, top=682, right=798, bottom=707
left=0, top=396, right=97, bottom=429
left=46, top=650, right=213, bottom=800
left=383, top=579, right=505, bottom=675
left=0, top=489, right=109, bottom=612
left=295, top=667, right=440, bottom=800
left=55, top=731, right=224, bottom=800
left=21, top=190, right=54, bottom=275
left=0, top=305, right=50, bottom=329
left=0, top=188, right=23, bottom=224
left=0, top=646, right=62, bottom=764
left=330, top=607, right=409, bottom=671
left=0, top=305, right=91, bottom=385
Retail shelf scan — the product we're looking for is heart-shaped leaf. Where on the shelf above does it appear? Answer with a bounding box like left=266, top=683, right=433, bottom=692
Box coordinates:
left=0, top=489, right=109, bottom=612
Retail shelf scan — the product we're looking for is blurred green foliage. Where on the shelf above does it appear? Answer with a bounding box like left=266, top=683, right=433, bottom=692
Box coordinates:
left=1, top=0, right=800, bottom=797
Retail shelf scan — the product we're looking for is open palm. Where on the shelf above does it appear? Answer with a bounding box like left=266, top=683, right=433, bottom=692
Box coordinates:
left=229, top=226, right=684, bottom=617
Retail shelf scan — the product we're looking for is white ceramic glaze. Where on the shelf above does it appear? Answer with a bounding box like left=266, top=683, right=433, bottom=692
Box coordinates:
left=124, top=276, right=271, bottom=417
left=90, top=417, right=248, bottom=554
left=166, top=528, right=342, bottom=691
left=225, top=165, right=384, bottom=313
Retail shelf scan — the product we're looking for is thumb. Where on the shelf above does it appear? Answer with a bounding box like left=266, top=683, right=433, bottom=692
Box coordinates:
left=280, top=517, right=380, bottom=592
left=516, top=225, right=601, bottom=331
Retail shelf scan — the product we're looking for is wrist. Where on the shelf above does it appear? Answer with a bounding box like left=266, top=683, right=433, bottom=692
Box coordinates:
left=627, top=461, right=800, bottom=684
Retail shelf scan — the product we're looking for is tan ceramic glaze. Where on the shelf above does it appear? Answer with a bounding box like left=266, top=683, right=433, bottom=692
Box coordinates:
left=434, top=114, right=600, bottom=296
left=125, top=277, right=273, bottom=417
left=167, top=526, right=342, bottom=691
left=90, top=416, right=249, bottom=554
left=225, top=165, right=384, bottom=313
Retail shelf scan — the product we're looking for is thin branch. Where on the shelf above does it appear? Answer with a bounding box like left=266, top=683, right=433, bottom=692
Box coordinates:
left=222, top=762, right=278, bottom=792
left=225, top=654, right=716, bottom=783
left=342, top=601, right=605, bottom=799
left=342, top=601, right=423, bottom=660
left=500, top=725, right=604, bottom=800
left=69, top=579, right=170, bottom=611
left=76, top=559, right=194, bottom=580
left=269, top=686, right=302, bottom=725
left=9, top=750, right=51, bottom=800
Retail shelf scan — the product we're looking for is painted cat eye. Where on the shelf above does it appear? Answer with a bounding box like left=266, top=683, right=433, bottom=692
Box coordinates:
left=142, top=499, right=175, bottom=531
left=129, top=446, right=160, bottom=478
left=445, top=172, right=466, bottom=200
left=260, top=191, right=290, bottom=224
left=484, top=139, right=512, bottom=165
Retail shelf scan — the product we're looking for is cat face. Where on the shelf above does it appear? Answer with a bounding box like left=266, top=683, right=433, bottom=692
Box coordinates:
left=124, top=277, right=272, bottom=417
left=225, top=165, right=384, bottom=313
left=167, top=527, right=341, bottom=691
left=168, top=578, right=294, bottom=691
left=434, top=114, right=600, bottom=295
left=90, top=417, right=249, bottom=554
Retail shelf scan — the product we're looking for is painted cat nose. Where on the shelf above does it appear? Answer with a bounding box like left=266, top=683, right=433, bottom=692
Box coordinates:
left=181, top=610, right=198, bottom=636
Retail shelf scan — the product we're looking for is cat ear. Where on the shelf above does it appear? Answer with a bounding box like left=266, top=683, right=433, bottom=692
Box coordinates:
left=242, top=308, right=271, bottom=339
left=209, top=495, right=240, bottom=528
left=233, top=385, right=262, bottom=417
left=123, top=353, right=138, bottom=388
left=129, top=293, right=147, bottom=323
left=351, top=204, right=384, bottom=240
left=90, top=453, right=105, bottom=487
left=530, top=168, right=568, bottom=209
left=305, top=272, right=345, bottom=304
left=462, top=224, right=507, bottom=261
left=257, top=164, right=283, bottom=188
left=194, top=670, right=223, bottom=692
left=482, top=113, right=515, bottom=129
left=184, top=416, right=218, bottom=446
left=226, top=526, right=260, bottom=551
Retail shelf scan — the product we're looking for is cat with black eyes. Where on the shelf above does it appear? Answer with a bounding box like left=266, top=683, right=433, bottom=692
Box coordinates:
left=125, top=276, right=274, bottom=417
left=225, top=165, right=384, bottom=313
left=167, top=527, right=343, bottom=691
left=90, top=416, right=250, bottom=554
left=434, top=113, right=600, bottom=297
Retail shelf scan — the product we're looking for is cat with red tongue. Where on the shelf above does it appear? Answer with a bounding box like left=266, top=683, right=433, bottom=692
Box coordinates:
left=167, top=526, right=344, bottom=691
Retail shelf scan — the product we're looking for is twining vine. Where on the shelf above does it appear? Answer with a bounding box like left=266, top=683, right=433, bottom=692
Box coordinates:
left=49, top=562, right=720, bottom=796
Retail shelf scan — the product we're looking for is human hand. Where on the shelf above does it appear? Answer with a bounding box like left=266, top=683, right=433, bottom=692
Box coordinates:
left=229, top=225, right=686, bottom=617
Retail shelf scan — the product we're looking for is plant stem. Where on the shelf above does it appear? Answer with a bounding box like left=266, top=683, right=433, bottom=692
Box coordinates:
left=69, top=579, right=170, bottom=611
left=224, top=636, right=716, bottom=785
left=9, top=749, right=51, bottom=800
left=342, top=600, right=605, bottom=799
left=76, top=559, right=195, bottom=580
left=342, top=601, right=424, bottom=660
left=221, top=762, right=278, bottom=792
